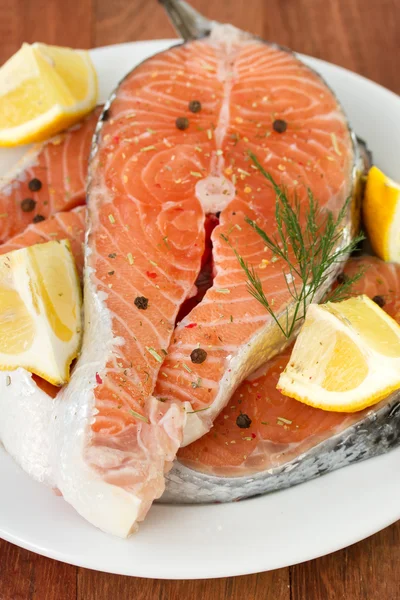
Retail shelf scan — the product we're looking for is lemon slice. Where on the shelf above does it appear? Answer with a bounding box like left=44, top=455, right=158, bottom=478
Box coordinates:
left=0, top=240, right=82, bottom=385
left=363, top=166, right=400, bottom=263
left=277, top=295, right=400, bottom=412
left=0, top=43, right=98, bottom=146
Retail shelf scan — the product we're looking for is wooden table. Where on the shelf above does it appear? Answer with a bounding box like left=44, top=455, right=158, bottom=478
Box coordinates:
left=1, top=1, right=399, bottom=598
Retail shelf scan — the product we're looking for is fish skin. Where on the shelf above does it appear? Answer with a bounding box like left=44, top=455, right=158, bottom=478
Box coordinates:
left=162, top=396, right=400, bottom=503
left=163, top=257, right=400, bottom=503
left=0, top=108, right=100, bottom=243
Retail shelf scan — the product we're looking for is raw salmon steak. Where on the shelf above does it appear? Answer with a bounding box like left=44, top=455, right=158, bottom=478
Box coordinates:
left=46, top=13, right=361, bottom=534
left=164, top=256, right=400, bottom=502
left=2, top=0, right=388, bottom=536
left=0, top=108, right=99, bottom=243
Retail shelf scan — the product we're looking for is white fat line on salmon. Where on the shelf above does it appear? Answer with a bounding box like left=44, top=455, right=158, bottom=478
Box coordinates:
left=197, top=289, right=288, bottom=307
left=105, top=363, right=142, bottom=386
left=161, top=381, right=199, bottom=404
left=110, top=304, right=165, bottom=364
left=62, top=133, right=72, bottom=197
left=194, top=28, right=245, bottom=214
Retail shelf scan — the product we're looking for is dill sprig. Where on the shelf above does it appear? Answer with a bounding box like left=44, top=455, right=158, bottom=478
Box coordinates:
left=221, top=152, right=364, bottom=339
left=324, top=269, right=365, bottom=303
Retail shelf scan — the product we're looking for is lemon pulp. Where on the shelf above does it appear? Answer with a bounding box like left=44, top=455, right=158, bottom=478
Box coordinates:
left=0, top=43, right=98, bottom=146
left=0, top=240, right=82, bottom=385
left=278, top=295, right=400, bottom=412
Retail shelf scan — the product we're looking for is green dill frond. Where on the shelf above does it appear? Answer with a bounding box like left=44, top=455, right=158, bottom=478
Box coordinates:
left=221, top=152, right=365, bottom=338
left=325, top=268, right=366, bottom=303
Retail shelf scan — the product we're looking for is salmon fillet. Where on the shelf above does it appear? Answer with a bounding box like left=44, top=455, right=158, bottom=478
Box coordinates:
left=8, top=30, right=355, bottom=536
left=0, top=108, right=99, bottom=243
left=178, top=256, right=400, bottom=476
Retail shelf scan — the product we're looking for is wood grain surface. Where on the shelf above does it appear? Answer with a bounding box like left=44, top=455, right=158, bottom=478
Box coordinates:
left=0, top=1, right=399, bottom=598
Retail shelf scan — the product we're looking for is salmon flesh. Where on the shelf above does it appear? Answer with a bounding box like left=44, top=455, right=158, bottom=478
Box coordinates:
left=0, top=108, right=99, bottom=243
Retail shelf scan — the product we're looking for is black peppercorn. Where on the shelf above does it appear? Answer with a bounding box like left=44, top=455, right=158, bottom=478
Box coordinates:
left=188, top=100, right=202, bottom=113
left=236, top=413, right=252, bottom=428
left=175, top=117, right=189, bottom=130
left=190, top=348, right=207, bottom=364
left=272, top=119, right=287, bottom=133
left=28, top=178, right=42, bottom=192
left=134, top=296, right=149, bottom=310
left=21, top=198, right=36, bottom=213
left=32, top=215, right=45, bottom=223
left=372, top=295, right=385, bottom=308
left=337, top=273, right=348, bottom=284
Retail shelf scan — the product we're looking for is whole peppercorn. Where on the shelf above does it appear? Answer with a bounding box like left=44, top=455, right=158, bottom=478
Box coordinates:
left=188, top=100, right=202, bottom=113
left=272, top=119, right=287, bottom=133
left=175, top=116, right=189, bottom=130
left=190, top=348, right=207, bottom=364
left=28, top=178, right=42, bottom=192
left=372, top=295, right=385, bottom=308
left=21, top=198, right=36, bottom=212
left=236, top=413, right=252, bottom=429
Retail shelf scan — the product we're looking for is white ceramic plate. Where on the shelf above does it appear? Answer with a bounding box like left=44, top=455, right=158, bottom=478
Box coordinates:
left=0, top=40, right=399, bottom=580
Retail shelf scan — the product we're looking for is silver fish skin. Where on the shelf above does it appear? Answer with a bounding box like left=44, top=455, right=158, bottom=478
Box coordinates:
left=162, top=395, right=400, bottom=504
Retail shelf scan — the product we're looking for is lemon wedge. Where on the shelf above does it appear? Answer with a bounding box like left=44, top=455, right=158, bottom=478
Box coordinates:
left=0, top=240, right=82, bottom=385
left=0, top=43, right=98, bottom=146
left=277, top=295, right=400, bottom=412
left=363, top=166, right=400, bottom=263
